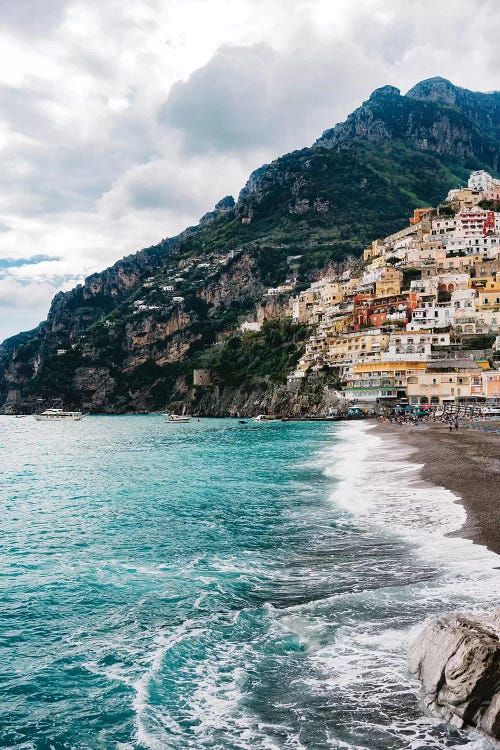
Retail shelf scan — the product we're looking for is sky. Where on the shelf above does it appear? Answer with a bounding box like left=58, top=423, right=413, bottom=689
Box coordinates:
left=1, top=0, right=500, bottom=341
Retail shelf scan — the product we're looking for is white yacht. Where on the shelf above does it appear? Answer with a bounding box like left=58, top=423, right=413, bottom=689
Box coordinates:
left=34, top=408, right=83, bottom=422
left=166, top=414, right=191, bottom=423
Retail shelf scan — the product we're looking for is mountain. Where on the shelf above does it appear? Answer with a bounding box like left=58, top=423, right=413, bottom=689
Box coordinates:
left=2, top=77, right=500, bottom=413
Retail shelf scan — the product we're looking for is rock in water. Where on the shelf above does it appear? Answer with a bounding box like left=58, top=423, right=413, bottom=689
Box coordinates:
left=409, top=611, right=500, bottom=738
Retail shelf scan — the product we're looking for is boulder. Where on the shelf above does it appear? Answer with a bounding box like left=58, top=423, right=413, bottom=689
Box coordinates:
left=409, top=611, right=500, bottom=738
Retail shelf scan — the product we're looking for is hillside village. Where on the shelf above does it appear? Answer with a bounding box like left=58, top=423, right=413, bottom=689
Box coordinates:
left=241, top=170, right=500, bottom=410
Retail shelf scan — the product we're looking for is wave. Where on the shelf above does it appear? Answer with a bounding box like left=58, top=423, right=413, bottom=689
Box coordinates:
left=126, top=420, right=500, bottom=749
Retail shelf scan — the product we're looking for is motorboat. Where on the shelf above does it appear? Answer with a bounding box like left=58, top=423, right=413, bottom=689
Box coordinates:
left=252, top=414, right=277, bottom=422
left=34, top=408, right=83, bottom=421
left=166, top=414, right=192, bottom=423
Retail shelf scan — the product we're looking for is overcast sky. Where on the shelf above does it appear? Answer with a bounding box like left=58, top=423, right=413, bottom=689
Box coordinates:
left=1, top=0, right=499, bottom=340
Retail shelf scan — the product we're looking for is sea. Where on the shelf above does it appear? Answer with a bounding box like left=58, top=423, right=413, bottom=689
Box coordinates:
left=1, top=416, right=499, bottom=750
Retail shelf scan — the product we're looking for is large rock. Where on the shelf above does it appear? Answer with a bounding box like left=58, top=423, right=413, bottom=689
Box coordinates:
left=409, top=611, right=500, bottom=738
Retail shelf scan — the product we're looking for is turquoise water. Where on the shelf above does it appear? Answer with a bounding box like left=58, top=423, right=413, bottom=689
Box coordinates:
left=0, top=416, right=498, bottom=750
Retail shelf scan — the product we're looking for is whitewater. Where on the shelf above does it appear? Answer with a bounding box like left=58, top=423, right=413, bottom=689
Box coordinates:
left=0, top=416, right=498, bottom=749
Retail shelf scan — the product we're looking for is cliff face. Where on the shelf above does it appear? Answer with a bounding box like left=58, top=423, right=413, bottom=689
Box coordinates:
left=2, top=77, right=500, bottom=413
left=316, top=78, right=500, bottom=170
left=172, top=372, right=343, bottom=418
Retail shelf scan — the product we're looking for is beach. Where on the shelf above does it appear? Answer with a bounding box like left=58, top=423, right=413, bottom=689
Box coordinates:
left=374, top=420, right=500, bottom=554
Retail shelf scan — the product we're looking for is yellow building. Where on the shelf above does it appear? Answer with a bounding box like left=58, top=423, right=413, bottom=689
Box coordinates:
left=375, top=267, right=403, bottom=297
left=344, top=360, right=427, bottom=402
left=363, top=239, right=385, bottom=262
left=476, top=278, right=500, bottom=311
left=439, top=252, right=484, bottom=272
left=325, top=331, right=389, bottom=366
left=473, top=259, right=500, bottom=279
left=447, top=187, right=484, bottom=209
left=291, top=290, right=315, bottom=323
left=318, top=282, right=343, bottom=307
left=406, top=362, right=482, bottom=405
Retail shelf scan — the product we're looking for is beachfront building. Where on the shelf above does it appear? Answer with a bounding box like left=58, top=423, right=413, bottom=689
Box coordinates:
left=343, top=361, right=427, bottom=403
left=406, top=360, right=483, bottom=406
left=482, top=370, right=500, bottom=399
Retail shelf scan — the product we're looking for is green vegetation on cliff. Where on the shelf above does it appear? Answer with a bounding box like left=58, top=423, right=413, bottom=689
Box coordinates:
left=2, top=77, right=500, bottom=412
left=196, top=320, right=309, bottom=387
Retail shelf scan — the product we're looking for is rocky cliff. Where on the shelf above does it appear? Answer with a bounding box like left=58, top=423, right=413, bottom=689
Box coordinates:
left=2, top=77, right=500, bottom=413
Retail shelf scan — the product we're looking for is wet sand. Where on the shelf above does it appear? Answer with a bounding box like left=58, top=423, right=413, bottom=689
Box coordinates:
left=374, top=421, right=500, bottom=554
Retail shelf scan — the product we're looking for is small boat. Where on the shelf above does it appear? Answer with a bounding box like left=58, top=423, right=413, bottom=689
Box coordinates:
left=34, top=408, right=83, bottom=422
left=252, top=414, right=277, bottom=422
left=166, top=414, right=191, bottom=423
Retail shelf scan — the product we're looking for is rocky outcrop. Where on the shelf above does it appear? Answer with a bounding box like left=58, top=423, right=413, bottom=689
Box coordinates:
left=174, top=373, right=344, bottom=418
left=409, top=610, right=500, bottom=740
left=316, top=77, right=500, bottom=169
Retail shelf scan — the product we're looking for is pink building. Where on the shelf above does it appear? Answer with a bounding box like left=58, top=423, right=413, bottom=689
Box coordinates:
left=482, top=371, right=500, bottom=398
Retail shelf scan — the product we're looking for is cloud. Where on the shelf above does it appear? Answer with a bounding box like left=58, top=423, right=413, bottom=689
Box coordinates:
left=160, top=41, right=384, bottom=155
left=0, top=276, right=61, bottom=342
left=1, top=0, right=69, bottom=36
left=1, top=0, right=500, bottom=342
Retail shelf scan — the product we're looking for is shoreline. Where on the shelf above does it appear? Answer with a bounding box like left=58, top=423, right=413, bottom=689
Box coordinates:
left=373, top=420, right=500, bottom=555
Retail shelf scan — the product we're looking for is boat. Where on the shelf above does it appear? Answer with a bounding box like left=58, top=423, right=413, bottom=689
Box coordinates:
left=34, top=408, right=83, bottom=421
left=252, top=414, right=277, bottom=422
left=166, top=414, right=192, bottom=423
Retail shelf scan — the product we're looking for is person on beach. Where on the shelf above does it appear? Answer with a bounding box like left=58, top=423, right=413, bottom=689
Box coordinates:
left=455, top=416, right=459, bottom=431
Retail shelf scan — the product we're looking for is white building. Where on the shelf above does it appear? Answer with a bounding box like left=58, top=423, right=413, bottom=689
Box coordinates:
left=451, top=288, right=476, bottom=312
left=240, top=321, right=260, bottom=332
left=407, top=303, right=454, bottom=330
left=384, top=331, right=450, bottom=361
left=431, top=217, right=457, bottom=236
left=468, top=170, right=500, bottom=193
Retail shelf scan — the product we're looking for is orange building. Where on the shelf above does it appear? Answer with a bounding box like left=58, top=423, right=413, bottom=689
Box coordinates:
left=409, top=208, right=433, bottom=225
